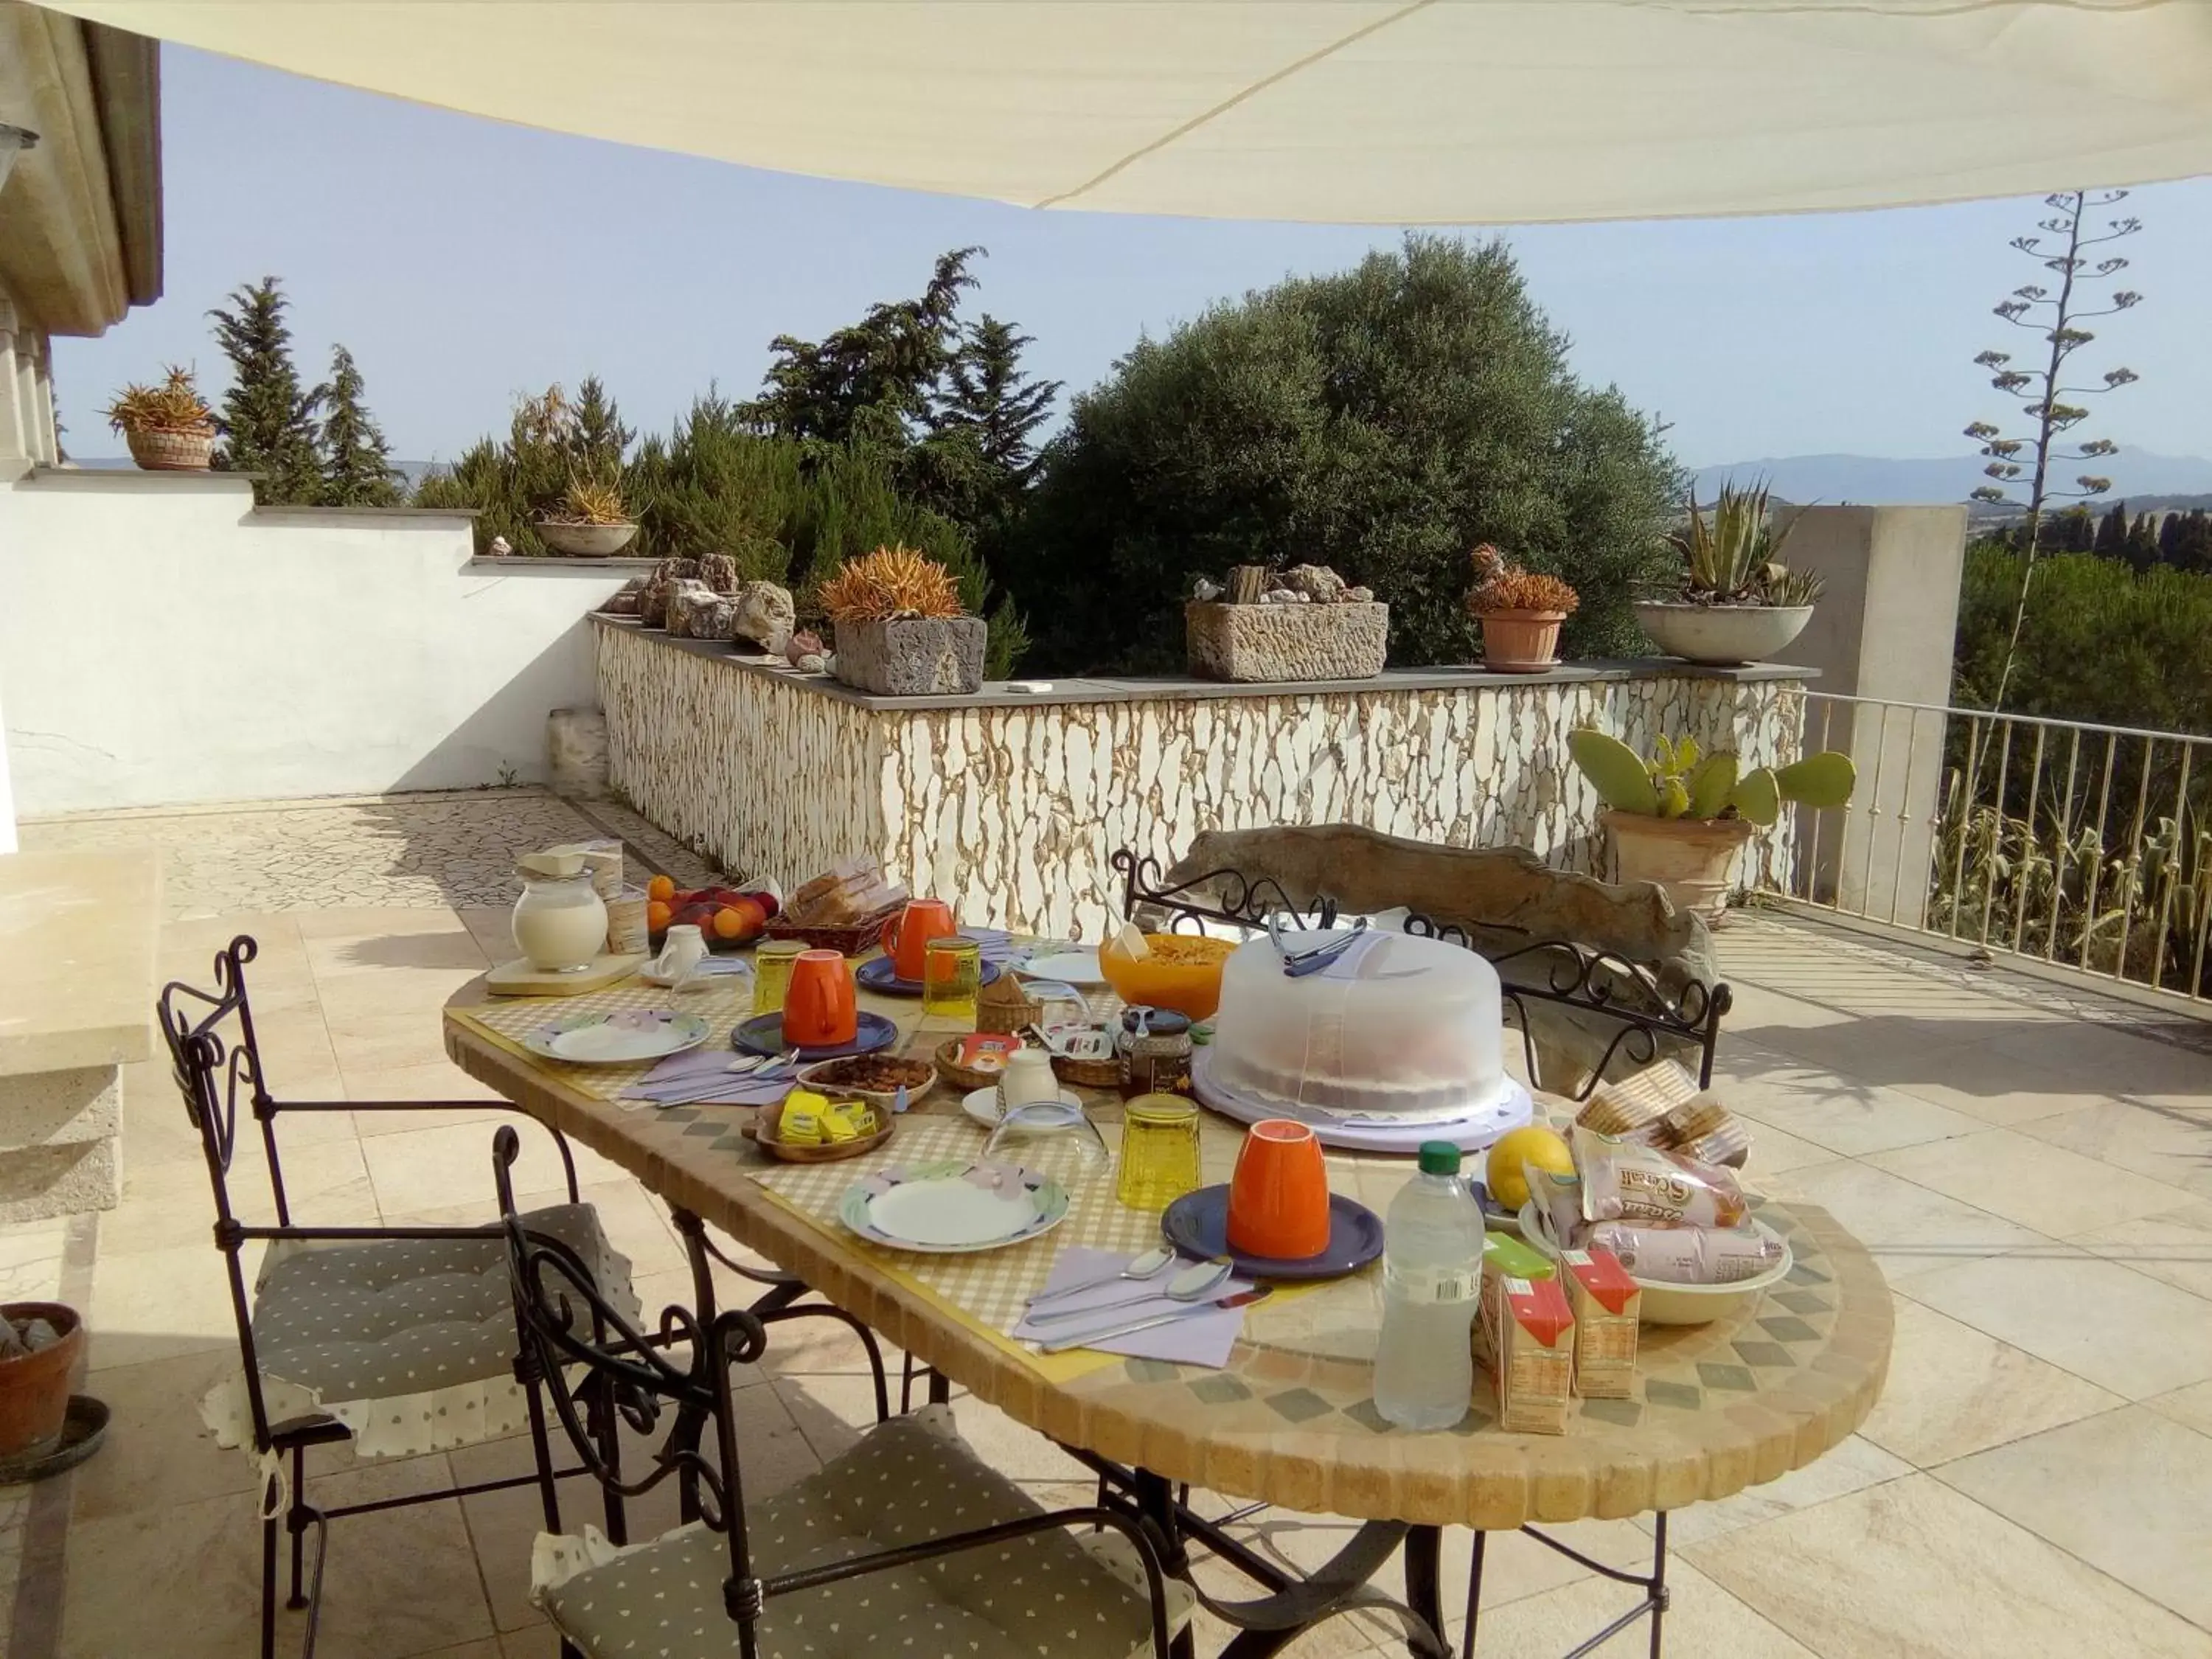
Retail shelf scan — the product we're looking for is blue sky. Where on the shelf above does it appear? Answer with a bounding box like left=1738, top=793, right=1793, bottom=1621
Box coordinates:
left=51, top=44, right=2212, bottom=472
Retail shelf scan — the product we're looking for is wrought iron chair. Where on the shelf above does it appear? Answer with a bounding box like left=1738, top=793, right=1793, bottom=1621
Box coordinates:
left=157, top=935, right=639, bottom=1659
left=491, top=1127, right=1189, bottom=1659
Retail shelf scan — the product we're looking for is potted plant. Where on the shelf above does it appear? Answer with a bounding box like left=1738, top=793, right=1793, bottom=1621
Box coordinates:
left=103, top=366, right=216, bottom=471
left=1636, top=481, right=1823, bottom=666
left=534, top=478, right=640, bottom=557
left=0, top=1302, right=83, bottom=1461
left=1184, top=563, right=1388, bottom=683
left=820, top=544, right=987, bottom=696
left=1568, top=728, right=1855, bottom=925
left=1466, top=544, right=1577, bottom=672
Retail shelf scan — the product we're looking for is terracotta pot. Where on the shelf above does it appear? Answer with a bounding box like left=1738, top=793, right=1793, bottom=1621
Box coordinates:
left=0, top=1302, right=83, bottom=1458
left=1599, top=810, right=1756, bottom=928
left=1476, top=608, right=1566, bottom=672
left=125, top=428, right=215, bottom=471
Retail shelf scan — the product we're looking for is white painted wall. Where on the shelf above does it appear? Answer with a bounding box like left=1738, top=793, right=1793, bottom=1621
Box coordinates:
left=0, top=470, right=636, bottom=818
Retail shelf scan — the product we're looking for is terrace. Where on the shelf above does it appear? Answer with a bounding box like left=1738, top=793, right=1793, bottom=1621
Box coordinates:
left=1, top=787, right=2206, bottom=1658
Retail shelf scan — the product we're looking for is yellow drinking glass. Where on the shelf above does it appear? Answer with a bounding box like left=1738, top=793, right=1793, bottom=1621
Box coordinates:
left=752, top=939, right=804, bottom=1016
left=1116, top=1094, right=1203, bottom=1211
left=922, top=936, right=982, bottom=1026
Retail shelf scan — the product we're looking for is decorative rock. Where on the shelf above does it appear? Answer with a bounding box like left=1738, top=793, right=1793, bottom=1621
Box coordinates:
left=831, top=616, right=987, bottom=697
left=666, top=580, right=728, bottom=639
left=1281, top=563, right=1349, bottom=602
left=598, top=575, right=646, bottom=617
left=1186, top=599, right=1389, bottom=682
left=487, top=535, right=513, bottom=558
left=546, top=707, right=613, bottom=800
left=1261, top=589, right=1301, bottom=605
left=1192, top=577, right=1225, bottom=601
left=698, top=553, right=740, bottom=595
left=1346, top=586, right=1374, bottom=603
left=794, top=653, right=827, bottom=675
left=731, top=580, right=796, bottom=656
left=785, top=627, right=825, bottom=667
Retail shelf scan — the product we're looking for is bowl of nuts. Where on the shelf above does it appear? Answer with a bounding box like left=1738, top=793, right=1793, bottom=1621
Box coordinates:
left=795, top=1053, right=939, bottom=1116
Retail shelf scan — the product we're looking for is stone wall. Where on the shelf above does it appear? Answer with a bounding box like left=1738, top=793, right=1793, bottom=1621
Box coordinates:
left=597, top=621, right=1808, bottom=939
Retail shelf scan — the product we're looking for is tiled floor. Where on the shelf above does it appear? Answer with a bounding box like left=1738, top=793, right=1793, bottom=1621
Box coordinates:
left=7, top=793, right=2212, bottom=1658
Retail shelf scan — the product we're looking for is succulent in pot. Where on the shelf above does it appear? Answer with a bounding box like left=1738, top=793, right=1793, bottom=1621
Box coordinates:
left=820, top=544, right=984, bottom=696
left=1568, top=728, right=1855, bottom=925
left=535, top=477, right=639, bottom=557
left=1466, top=543, right=1578, bottom=672
left=1637, top=480, right=1823, bottom=665
left=104, top=366, right=217, bottom=471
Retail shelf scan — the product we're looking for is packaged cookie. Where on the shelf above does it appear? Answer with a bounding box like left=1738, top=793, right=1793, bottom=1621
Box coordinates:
left=1573, top=1126, right=1747, bottom=1228
left=1656, top=1094, right=1750, bottom=1169
left=1587, top=1220, right=1782, bottom=1285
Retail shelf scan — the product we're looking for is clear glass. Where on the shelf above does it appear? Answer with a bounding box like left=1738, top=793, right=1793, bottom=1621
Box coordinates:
left=752, top=939, right=804, bottom=1015
left=1115, top=1094, right=1202, bottom=1211
left=922, top=936, right=982, bottom=1026
left=983, top=1098, right=1111, bottom=1182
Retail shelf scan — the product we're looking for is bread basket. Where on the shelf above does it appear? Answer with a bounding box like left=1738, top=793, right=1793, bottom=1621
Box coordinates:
left=1517, top=1200, right=1792, bottom=1326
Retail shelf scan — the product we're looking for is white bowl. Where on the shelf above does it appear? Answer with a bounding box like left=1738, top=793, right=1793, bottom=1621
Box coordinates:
left=1517, top=1201, right=1793, bottom=1326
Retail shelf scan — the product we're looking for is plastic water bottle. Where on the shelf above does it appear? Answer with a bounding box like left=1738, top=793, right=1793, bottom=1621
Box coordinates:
left=1372, top=1141, right=1487, bottom=1431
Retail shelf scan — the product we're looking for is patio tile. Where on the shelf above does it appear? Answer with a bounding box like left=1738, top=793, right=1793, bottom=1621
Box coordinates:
left=1867, top=1126, right=2195, bottom=1237
left=0, top=1214, right=69, bottom=1304
left=1987, top=1020, right=2212, bottom=1102
left=1875, top=1036, right=2128, bottom=1126
left=2148, top=1381, right=2212, bottom=1441
left=1757, top=1158, right=2051, bottom=1284
left=1455, top=1559, right=1814, bottom=1657
left=1936, top=1406, right=2212, bottom=1630
left=2017, top=1099, right=2212, bottom=1202
left=105, top=1135, right=375, bottom=1253
left=1714, top=1046, right=1986, bottom=1158
left=1630, top=1433, right=1911, bottom=1547
left=1902, top=1246, right=2212, bottom=1399
left=358, top=1116, right=628, bottom=1214
left=1859, top=1298, right=2125, bottom=1468
left=88, top=1237, right=262, bottom=1372
left=2070, top=1199, right=2212, bottom=1301
left=69, top=1346, right=260, bottom=1522
left=1684, top=1474, right=2212, bottom=1659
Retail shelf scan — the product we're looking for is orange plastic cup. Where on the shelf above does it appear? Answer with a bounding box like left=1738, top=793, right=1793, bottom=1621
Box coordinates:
left=1226, top=1119, right=1332, bottom=1260
left=782, top=950, right=858, bottom=1048
left=882, top=897, right=958, bottom=982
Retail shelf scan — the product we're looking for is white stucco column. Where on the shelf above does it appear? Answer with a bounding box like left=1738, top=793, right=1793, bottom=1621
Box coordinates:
left=0, top=294, right=29, bottom=481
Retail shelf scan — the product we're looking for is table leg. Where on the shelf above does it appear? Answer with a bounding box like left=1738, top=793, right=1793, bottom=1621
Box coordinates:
left=1647, top=1512, right=1669, bottom=1659
left=1131, top=1470, right=1196, bottom=1659
left=1462, top=1528, right=1487, bottom=1659
left=1404, top=1526, right=1443, bottom=1657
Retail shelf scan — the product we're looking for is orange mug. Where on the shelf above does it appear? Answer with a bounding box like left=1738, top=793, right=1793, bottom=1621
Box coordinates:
left=1226, top=1119, right=1332, bottom=1260
left=882, top=897, right=957, bottom=982
left=782, top=950, right=858, bottom=1048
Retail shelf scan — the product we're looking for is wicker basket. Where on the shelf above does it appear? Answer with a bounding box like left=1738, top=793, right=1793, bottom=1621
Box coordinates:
left=1051, top=1051, right=1124, bottom=1091
left=933, top=1037, right=1020, bottom=1095
left=975, top=973, right=1043, bottom=1035
left=762, top=902, right=903, bottom=957
left=125, top=428, right=215, bottom=471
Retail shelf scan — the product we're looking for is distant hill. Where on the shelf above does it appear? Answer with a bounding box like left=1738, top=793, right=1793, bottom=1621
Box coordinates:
left=1691, top=451, right=2212, bottom=507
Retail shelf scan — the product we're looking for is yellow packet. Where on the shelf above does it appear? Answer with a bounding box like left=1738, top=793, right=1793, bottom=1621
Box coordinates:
left=778, top=1089, right=830, bottom=1145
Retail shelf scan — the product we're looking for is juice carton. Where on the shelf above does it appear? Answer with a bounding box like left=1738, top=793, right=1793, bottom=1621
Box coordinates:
left=1478, top=1260, right=1574, bottom=1434
left=1559, top=1246, right=1641, bottom=1398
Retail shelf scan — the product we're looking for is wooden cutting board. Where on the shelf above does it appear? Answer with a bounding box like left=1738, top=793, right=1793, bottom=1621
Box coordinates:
left=484, top=953, right=648, bottom=996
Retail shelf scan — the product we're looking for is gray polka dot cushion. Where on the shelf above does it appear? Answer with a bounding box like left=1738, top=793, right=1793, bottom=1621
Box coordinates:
left=202, top=1203, right=637, bottom=1461
left=538, top=1405, right=1174, bottom=1658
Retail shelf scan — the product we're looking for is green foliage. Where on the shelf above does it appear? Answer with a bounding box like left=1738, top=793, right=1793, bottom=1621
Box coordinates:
left=316, top=345, right=401, bottom=507
left=1005, top=234, right=1679, bottom=673
left=1566, top=727, right=1854, bottom=825
left=208, top=277, right=323, bottom=504
left=1669, top=480, right=1819, bottom=605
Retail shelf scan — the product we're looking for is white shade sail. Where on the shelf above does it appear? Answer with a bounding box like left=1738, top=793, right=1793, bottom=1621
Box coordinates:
left=38, top=1, right=2212, bottom=222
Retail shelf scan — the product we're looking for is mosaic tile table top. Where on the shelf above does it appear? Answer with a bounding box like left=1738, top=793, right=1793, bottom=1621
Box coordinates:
left=446, top=969, right=1892, bottom=1531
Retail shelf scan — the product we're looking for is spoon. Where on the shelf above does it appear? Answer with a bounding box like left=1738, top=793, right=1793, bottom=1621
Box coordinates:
left=1023, top=1245, right=1175, bottom=1308
left=1025, top=1257, right=1235, bottom=1326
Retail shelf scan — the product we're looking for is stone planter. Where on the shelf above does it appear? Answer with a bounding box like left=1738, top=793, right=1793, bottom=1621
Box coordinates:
left=125, top=428, right=214, bottom=471
left=0, top=1302, right=83, bottom=1458
left=1185, top=600, right=1388, bottom=684
left=1635, top=601, right=1812, bottom=667
left=1599, top=810, right=1756, bottom=928
left=1475, top=609, right=1566, bottom=673
left=832, top=616, right=987, bottom=697
left=534, top=521, right=641, bottom=557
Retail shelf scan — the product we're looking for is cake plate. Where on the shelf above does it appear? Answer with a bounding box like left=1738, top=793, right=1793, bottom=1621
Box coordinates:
left=1190, top=1046, right=1534, bottom=1155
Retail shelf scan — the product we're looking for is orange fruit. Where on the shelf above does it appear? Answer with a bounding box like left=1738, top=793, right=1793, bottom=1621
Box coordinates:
left=712, top=906, right=746, bottom=940
left=646, top=874, right=676, bottom=904
left=647, top=899, right=673, bottom=933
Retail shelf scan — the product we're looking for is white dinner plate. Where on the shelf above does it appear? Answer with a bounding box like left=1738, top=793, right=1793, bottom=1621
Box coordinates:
left=838, top=1159, right=1071, bottom=1253
left=521, top=1009, right=713, bottom=1065
left=1019, top=949, right=1105, bottom=987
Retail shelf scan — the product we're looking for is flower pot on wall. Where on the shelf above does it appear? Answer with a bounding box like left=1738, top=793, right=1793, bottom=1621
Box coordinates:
left=534, top=521, right=640, bottom=557
left=0, top=1303, right=83, bottom=1459
left=832, top=616, right=987, bottom=697
left=1635, top=601, right=1812, bottom=667
left=124, top=428, right=215, bottom=472
left=1184, top=600, right=1389, bottom=684
left=1477, top=609, right=1565, bottom=672
left=1599, top=810, right=1756, bottom=928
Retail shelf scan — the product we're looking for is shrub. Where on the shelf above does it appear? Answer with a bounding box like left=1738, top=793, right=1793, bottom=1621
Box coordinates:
left=1004, top=234, right=1678, bottom=673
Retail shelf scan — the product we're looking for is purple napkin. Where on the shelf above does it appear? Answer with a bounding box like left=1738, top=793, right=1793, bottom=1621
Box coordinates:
left=1012, top=1248, right=1255, bottom=1367
left=619, top=1046, right=794, bottom=1107
left=966, top=928, right=1018, bottom=964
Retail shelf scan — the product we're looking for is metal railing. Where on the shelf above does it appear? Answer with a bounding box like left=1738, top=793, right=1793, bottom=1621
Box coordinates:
left=1766, top=691, right=2212, bottom=1007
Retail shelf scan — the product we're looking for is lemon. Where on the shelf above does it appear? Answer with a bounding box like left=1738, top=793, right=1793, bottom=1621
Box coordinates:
left=1485, top=1126, right=1574, bottom=1212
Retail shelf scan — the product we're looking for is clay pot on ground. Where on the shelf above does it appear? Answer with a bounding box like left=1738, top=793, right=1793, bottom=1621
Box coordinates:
left=534, top=521, right=641, bottom=557
left=1599, top=810, right=1756, bottom=928
left=1476, top=609, right=1567, bottom=672
left=125, top=428, right=215, bottom=471
left=0, top=1302, right=84, bottom=1459
left=1634, top=600, right=1812, bottom=667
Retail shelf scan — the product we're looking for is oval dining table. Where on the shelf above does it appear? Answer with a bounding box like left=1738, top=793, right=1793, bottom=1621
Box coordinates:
left=443, top=963, right=1891, bottom=1658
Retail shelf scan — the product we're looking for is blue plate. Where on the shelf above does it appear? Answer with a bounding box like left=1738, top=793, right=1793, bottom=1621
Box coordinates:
left=730, top=1009, right=900, bottom=1062
left=855, top=951, right=1005, bottom=998
left=1160, top=1185, right=1384, bottom=1281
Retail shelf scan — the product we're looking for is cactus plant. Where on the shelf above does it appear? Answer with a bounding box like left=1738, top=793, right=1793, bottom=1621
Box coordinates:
left=1568, top=728, right=1855, bottom=827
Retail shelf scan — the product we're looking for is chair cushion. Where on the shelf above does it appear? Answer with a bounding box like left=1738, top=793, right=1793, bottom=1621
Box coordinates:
left=537, top=1405, right=1172, bottom=1659
left=202, top=1202, right=636, bottom=1461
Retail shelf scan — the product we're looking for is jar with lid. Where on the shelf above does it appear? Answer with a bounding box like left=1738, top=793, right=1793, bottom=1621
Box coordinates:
left=511, top=850, right=610, bottom=973
left=1117, top=1006, right=1194, bottom=1098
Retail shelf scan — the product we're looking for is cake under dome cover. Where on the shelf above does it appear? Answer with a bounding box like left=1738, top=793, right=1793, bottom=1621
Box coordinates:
left=1209, top=929, right=1506, bottom=1121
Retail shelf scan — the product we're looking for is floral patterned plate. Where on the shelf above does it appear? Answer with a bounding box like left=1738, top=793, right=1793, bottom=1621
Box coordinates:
left=837, top=1158, right=1071, bottom=1254
left=521, top=1009, right=714, bottom=1065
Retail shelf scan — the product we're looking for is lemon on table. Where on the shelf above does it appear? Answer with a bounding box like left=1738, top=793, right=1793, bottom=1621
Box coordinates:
left=1485, top=1126, right=1574, bottom=1211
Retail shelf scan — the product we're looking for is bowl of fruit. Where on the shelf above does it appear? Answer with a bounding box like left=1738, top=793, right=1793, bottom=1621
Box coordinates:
left=646, top=876, right=779, bottom=952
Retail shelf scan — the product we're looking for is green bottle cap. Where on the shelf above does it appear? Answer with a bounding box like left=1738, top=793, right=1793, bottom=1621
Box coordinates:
left=1417, top=1141, right=1461, bottom=1176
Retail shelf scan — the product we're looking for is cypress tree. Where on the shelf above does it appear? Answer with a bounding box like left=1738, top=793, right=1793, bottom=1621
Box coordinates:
left=208, top=276, right=323, bottom=504
left=316, top=344, right=401, bottom=506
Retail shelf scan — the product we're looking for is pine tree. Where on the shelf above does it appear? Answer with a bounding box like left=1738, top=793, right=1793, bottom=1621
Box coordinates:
left=2093, top=501, right=2129, bottom=560
left=316, top=344, right=401, bottom=506
left=562, top=375, right=633, bottom=482
left=939, top=315, right=1060, bottom=482
left=208, top=276, right=324, bottom=504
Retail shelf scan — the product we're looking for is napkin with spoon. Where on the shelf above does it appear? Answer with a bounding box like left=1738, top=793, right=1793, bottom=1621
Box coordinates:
left=619, top=1046, right=799, bottom=1107
left=1012, top=1248, right=1256, bottom=1366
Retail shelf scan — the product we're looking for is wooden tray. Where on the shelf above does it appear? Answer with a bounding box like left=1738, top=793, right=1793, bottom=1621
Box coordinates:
left=762, top=902, right=902, bottom=957
left=485, top=953, right=648, bottom=996
left=742, top=1095, right=895, bottom=1163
